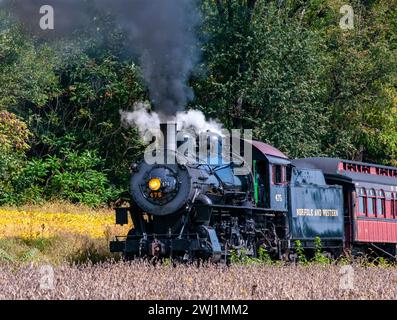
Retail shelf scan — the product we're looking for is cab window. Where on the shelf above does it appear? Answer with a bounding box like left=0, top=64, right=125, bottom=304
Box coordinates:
left=272, top=165, right=286, bottom=185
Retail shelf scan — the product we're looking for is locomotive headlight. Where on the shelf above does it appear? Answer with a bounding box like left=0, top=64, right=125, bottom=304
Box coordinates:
left=148, top=178, right=162, bottom=191
left=142, top=167, right=179, bottom=205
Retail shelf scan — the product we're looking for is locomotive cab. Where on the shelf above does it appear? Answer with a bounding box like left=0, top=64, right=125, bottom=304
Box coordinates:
left=247, top=140, right=290, bottom=212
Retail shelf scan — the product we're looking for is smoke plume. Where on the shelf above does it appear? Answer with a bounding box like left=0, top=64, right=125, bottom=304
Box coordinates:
left=2, top=0, right=201, bottom=119
left=107, top=0, right=202, bottom=118
left=0, top=0, right=93, bottom=38
left=2, top=1, right=223, bottom=134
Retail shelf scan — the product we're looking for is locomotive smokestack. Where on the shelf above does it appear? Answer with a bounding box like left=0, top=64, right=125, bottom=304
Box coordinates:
left=160, top=122, right=177, bottom=164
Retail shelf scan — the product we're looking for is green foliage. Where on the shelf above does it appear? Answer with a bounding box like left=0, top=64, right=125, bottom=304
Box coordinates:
left=0, top=9, right=146, bottom=206
left=318, top=1, right=397, bottom=164
left=0, top=142, right=119, bottom=207
left=19, top=149, right=120, bottom=207
left=230, top=249, right=241, bottom=264
left=0, top=15, right=59, bottom=109
left=163, top=258, right=172, bottom=266
left=0, top=248, right=15, bottom=262
left=0, top=111, right=31, bottom=153
left=230, top=246, right=273, bottom=265
left=312, top=237, right=331, bottom=264
left=0, top=111, right=31, bottom=205
left=25, top=54, right=147, bottom=187
left=257, top=246, right=272, bottom=264
left=197, top=1, right=330, bottom=157
left=197, top=0, right=397, bottom=163
left=294, top=238, right=331, bottom=264
left=0, top=154, right=26, bottom=205
left=294, top=240, right=308, bottom=264
left=373, top=257, right=393, bottom=268
left=0, top=1, right=397, bottom=206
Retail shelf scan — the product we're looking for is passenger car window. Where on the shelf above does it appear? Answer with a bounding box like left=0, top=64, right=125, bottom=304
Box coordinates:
left=357, top=188, right=366, bottom=216
left=359, top=199, right=365, bottom=215
left=376, top=190, right=385, bottom=218
left=393, top=193, right=397, bottom=219
left=367, top=189, right=376, bottom=216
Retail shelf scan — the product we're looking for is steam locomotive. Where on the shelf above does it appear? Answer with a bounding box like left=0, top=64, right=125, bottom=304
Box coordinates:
left=110, top=123, right=397, bottom=261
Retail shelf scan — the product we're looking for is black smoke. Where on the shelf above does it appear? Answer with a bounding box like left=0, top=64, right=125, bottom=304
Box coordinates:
left=1, top=0, right=202, bottom=118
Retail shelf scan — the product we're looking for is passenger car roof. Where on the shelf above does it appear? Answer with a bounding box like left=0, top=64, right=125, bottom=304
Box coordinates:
left=292, top=157, right=397, bottom=186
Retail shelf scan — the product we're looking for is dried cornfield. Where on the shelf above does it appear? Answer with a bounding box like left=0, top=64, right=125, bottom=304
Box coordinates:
left=1, top=262, right=396, bottom=300
left=1, top=205, right=396, bottom=300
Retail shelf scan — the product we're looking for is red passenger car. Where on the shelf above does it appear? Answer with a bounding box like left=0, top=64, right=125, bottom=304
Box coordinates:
left=292, top=158, right=397, bottom=257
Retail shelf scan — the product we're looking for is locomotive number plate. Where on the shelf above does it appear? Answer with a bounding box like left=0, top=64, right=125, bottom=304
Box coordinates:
left=150, top=192, right=163, bottom=198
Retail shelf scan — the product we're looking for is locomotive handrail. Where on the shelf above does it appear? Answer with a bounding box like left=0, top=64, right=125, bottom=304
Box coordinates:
left=114, top=232, right=204, bottom=241
left=202, top=203, right=287, bottom=214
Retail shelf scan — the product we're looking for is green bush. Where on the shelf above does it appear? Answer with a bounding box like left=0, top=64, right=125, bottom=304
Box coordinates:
left=0, top=111, right=31, bottom=205
left=1, top=145, right=120, bottom=207
left=0, top=153, right=27, bottom=205
left=312, top=237, right=331, bottom=264
left=230, top=246, right=273, bottom=265
left=18, top=149, right=120, bottom=207
left=294, top=240, right=308, bottom=264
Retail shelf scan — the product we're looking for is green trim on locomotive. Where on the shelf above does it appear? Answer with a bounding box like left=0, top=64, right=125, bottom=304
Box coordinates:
left=253, top=160, right=259, bottom=204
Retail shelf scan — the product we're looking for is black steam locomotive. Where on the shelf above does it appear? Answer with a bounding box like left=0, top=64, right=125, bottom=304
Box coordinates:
left=110, top=123, right=397, bottom=261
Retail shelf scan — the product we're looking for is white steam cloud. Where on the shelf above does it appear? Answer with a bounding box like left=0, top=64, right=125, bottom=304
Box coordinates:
left=120, top=102, right=160, bottom=136
left=120, top=103, right=223, bottom=136
left=176, top=110, right=223, bottom=135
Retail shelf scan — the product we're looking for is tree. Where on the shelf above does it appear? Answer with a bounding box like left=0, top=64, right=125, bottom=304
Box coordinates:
left=195, top=0, right=330, bottom=157
left=316, top=0, right=397, bottom=164
left=0, top=11, right=148, bottom=205
left=194, top=0, right=397, bottom=164
left=0, top=14, right=59, bottom=110
left=0, top=111, right=31, bottom=204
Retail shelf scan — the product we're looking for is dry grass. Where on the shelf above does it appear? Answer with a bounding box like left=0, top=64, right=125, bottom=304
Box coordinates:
left=0, top=201, right=114, bottom=216
left=0, top=202, right=396, bottom=300
left=0, top=202, right=130, bottom=265
left=0, top=201, right=130, bottom=240
left=0, top=236, right=119, bottom=265
left=0, top=262, right=396, bottom=300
